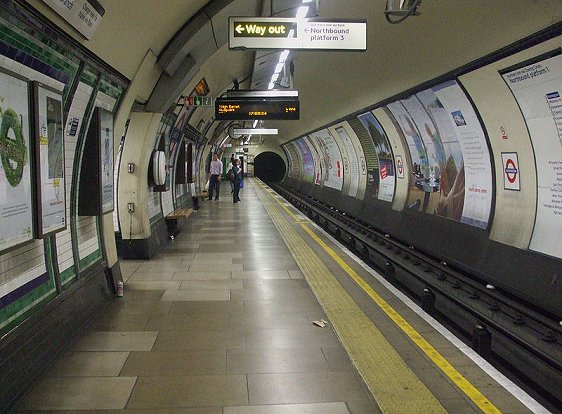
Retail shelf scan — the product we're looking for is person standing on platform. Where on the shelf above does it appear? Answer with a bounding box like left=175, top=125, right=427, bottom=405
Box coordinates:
left=208, top=153, right=223, bottom=200
left=227, top=155, right=235, bottom=193
left=232, top=159, right=242, bottom=203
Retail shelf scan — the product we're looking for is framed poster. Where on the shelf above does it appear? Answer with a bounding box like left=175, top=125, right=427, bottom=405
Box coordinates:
left=0, top=68, right=34, bottom=252
left=32, top=82, right=66, bottom=237
left=100, top=108, right=114, bottom=213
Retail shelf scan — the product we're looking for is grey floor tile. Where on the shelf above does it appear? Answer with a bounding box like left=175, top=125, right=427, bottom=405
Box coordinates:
left=289, top=270, right=305, bottom=279
left=321, top=347, right=355, bottom=371
left=46, top=352, right=130, bottom=377
left=145, top=312, right=231, bottom=331
left=72, top=331, right=158, bottom=351
left=168, top=300, right=244, bottom=315
left=173, top=271, right=232, bottom=280
left=91, top=312, right=151, bottom=331
left=233, top=270, right=291, bottom=280
left=248, top=372, right=371, bottom=405
left=230, top=287, right=300, bottom=301
left=227, top=348, right=331, bottom=374
left=153, top=327, right=245, bottom=351
left=194, top=252, right=243, bottom=259
left=127, top=375, right=248, bottom=408
left=346, top=400, right=384, bottom=414
left=245, top=326, right=340, bottom=349
left=103, top=299, right=172, bottom=315
left=18, top=377, right=137, bottom=410
left=189, top=263, right=244, bottom=272
left=126, top=271, right=176, bottom=281
left=224, top=402, right=351, bottom=414
left=126, top=281, right=182, bottom=291
left=161, top=289, right=230, bottom=301
left=121, top=350, right=226, bottom=376
left=181, top=280, right=244, bottom=290
left=243, top=299, right=323, bottom=315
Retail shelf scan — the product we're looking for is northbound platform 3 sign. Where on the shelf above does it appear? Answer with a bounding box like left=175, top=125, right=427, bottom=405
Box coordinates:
left=229, top=17, right=366, bottom=51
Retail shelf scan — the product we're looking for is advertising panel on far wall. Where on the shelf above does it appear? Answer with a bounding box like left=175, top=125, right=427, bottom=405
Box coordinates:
left=502, top=53, right=562, bottom=259
left=385, top=80, right=493, bottom=229
left=334, top=125, right=361, bottom=198
left=294, top=137, right=315, bottom=183
left=357, top=112, right=395, bottom=202
left=304, top=135, right=324, bottom=186
left=309, top=129, right=344, bottom=190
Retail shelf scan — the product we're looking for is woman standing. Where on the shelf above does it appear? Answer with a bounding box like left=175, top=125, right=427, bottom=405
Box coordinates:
left=232, top=159, right=242, bottom=203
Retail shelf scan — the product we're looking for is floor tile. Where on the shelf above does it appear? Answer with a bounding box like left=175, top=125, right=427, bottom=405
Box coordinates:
left=18, top=377, right=137, bottom=410
left=126, top=281, right=182, bottom=291
left=224, top=402, right=351, bottom=414
left=127, top=375, right=248, bottom=408
left=232, top=270, right=291, bottom=280
left=121, top=350, right=226, bottom=376
left=91, top=312, right=151, bottom=331
left=161, top=289, right=230, bottom=301
left=227, top=348, right=330, bottom=374
left=188, top=263, right=244, bottom=272
left=145, top=312, right=231, bottom=331
left=245, top=327, right=340, bottom=349
left=46, top=352, right=130, bottom=377
left=126, top=271, right=176, bottom=281
left=248, top=372, right=370, bottom=405
left=173, top=271, right=232, bottom=280
left=72, top=331, right=158, bottom=351
left=153, top=328, right=245, bottom=351
left=180, top=280, right=244, bottom=290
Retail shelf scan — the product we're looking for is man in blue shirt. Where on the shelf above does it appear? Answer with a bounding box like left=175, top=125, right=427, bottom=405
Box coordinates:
left=208, top=153, right=223, bottom=200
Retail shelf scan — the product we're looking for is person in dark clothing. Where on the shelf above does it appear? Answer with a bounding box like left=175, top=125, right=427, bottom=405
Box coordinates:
left=232, top=159, right=242, bottom=203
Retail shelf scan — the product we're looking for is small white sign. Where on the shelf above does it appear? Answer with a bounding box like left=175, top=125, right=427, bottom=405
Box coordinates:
left=301, top=21, right=366, bottom=51
left=396, top=155, right=404, bottom=179
left=42, top=0, right=104, bottom=40
left=501, top=152, right=520, bottom=190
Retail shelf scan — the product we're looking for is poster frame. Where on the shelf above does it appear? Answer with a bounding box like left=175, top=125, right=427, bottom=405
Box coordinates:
left=99, top=107, right=114, bottom=214
left=0, top=67, right=35, bottom=253
left=31, top=81, right=67, bottom=237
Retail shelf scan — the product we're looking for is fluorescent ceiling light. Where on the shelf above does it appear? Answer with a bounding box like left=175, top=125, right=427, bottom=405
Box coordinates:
left=302, top=0, right=314, bottom=3
left=274, top=63, right=283, bottom=73
left=233, top=128, right=278, bottom=135
left=253, top=120, right=258, bottom=128
left=288, top=29, right=295, bottom=38
left=268, top=82, right=275, bottom=89
left=279, top=50, right=290, bottom=63
left=271, top=73, right=279, bottom=83
left=296, top=6, right=309, bottom=18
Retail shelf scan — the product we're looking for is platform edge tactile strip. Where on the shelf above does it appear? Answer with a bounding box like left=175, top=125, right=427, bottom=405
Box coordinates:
left=253, top=180, right=448, bottom=414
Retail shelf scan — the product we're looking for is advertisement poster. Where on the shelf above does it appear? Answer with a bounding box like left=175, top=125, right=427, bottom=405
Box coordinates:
left=503, top=54, right=562, bottom=258
left=305, top=135, right=324, bottom=185
left=35, top=84, right=66, bottom=235
left=286, top=142, right=302, bottom=180
left=294, top=138, right=315, bottom=183
left=282, top=145, right=293, bottom=178
left=335, top=125, right=360, bottom=198
left=357, top=112, right=395, bottom=202
left=386, top=80, right=492, bottom=229
left=100, top=109, right=114, bottom=213
left=310, top=128, right=344, bottom=190
left=0, top=70, right=34, bottom=252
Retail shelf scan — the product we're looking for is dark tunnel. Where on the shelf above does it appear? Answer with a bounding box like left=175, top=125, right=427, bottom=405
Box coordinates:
left=254, top=151, right=286, bottom=182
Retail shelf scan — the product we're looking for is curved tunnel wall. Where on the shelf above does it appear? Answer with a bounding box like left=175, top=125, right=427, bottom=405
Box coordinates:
left=281, top=34, right=562, bottom=316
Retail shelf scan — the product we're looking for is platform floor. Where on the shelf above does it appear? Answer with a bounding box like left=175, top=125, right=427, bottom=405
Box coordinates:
left=17, top=179, right=539, bottom=413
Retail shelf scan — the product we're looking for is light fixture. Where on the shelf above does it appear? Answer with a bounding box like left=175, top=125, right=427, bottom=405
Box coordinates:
left=274, top=63, right=283, bottom=73
left=252, top=120, right=258, bottom=128
left=271, top=73, right=279, bottom=83
left=233, top=128, right=278, bottom=135
left=385, top=0, right=422, bottom=24
left=302, top=0, right=314, bottom=3
left=296, top=6, right=309, bottom=19
left=279, top=50, right=290, bottom=63
left=268, top=82, right=275, bottom=90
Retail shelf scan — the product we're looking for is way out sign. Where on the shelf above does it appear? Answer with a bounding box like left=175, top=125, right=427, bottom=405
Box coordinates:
left=229, top=17, right=366, bottom=51
left=502, top=152, right=520, bottom=190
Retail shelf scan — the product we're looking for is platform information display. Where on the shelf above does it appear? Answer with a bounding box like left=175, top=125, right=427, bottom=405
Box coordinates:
left=503, top=54, right=562, bottom=259
left=229, top=17, right=366, bottom=51
left=215, top=98, right=299, bottom=120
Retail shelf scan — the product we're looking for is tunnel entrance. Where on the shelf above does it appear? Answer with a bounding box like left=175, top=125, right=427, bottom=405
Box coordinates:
left=254, top=152, right=286, bottom=182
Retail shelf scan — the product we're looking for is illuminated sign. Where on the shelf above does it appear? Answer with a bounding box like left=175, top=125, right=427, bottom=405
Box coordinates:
left=229, top=17, right=366, bottom=51
left=184, top=96, right=213, bottom=106
left=194, top=77, right=210, bottom=96
left=215, top=98, right=299, bottom=120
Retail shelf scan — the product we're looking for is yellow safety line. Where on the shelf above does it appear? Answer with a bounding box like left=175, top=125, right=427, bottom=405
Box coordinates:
left=254, top=179, right=502, bottom=414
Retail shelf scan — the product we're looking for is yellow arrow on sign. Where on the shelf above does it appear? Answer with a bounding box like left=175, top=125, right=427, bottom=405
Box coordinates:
left=235, top=24, right=244, bottom=34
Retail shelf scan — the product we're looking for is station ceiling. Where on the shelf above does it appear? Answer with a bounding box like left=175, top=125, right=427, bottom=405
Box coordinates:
left=27, top=0, right=562, bottom=146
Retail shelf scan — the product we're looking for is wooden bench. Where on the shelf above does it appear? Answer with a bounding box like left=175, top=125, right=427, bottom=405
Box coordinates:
left=165, top=208, right=194, bottom=238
